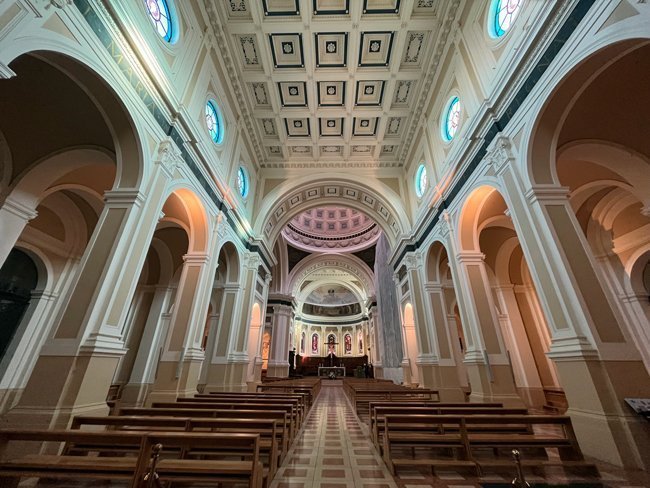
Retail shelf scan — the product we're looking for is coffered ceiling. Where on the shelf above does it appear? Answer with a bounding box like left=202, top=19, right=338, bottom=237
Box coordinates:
left=205, top=0, right=460, bottom=168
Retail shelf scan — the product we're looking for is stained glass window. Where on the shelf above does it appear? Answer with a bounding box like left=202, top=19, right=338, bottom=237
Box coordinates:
left=415, top=164, right=427, bottom=198
left=205, top=100, right=223, bottom=144
left=490, top=0, right=522, bottom=38
left=442, top=96, right=461, bottom=142
left=144, top=0, right=175, bottom=43
left=237, top=166, right=249, bottom=199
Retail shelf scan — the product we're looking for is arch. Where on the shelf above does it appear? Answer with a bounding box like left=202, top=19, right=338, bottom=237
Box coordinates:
left=215, top=240, right=241, bottom=284
left=310, top=332, right=320, bottom=355
left=558, top=141, right=650, bottom=204
left=160, top=187, right=210, bottom=254
left=254, top=176, right=410, bottom=249
left=4, top=147, right=115, bottom=210
left=525, top=40, right=650, bottom=187
left=0, top=249, right=40, bottom=362
left=456, top=184, right=504, bottom=252
left=288, top=253, right=375, bottom=298
left=1, top=48, right=145, bottom=190
left=403, top=302, right=415, bottom=327
left=297, top=279, right=366, bottom=313
left=250, top=302, right=262, bottom=328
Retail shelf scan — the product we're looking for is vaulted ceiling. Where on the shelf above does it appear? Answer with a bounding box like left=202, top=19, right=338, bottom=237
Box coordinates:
left=205, top=0, right=460, bottom=169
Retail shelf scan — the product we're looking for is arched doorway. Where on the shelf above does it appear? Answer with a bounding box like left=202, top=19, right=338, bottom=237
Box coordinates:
left=0, top=249, right=39, bottom=363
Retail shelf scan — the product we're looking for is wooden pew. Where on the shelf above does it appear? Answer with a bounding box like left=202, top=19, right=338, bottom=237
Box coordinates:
left=197, top=391, right=309, bottom=418
left=70, top=416, right=280, bottom=482
left=369, top=403, right=516, bottom=445
left=178, top=395, right=304, bottom=425
left=349, top=389, right=441, bottom=418
left=151, top=400, right=299, bottom=440
left=0, top=430, right=263, bottom=488
left=382, top=414, right=599, bottom=477
left=119, top=407, right=291, bottom=458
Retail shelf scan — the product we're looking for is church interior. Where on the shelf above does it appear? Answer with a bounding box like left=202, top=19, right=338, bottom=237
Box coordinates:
left=0, top=0, right=649, bottom=486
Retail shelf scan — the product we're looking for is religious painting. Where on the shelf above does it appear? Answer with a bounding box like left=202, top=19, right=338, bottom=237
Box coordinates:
left=344, top=333, right=352, bottom=354
left=300, top=331, right=305, bottom=354
left=358, top=330, right=363, bottom=353
left=311, top=333, right=319, bottom=355
left=327, top=334, right=336, bottom=355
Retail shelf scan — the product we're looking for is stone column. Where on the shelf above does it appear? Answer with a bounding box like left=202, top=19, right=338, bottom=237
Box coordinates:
left=266, top=302, right=292, bottom=378
left=246, top=273, right=271, bottom=389
left=4, top=140, right=182, bottom=428
left=0, top=197, right=38, bottom=269
left=204, top=252, right=262, bottom=391
left=451, top=250, right=521, bottom=406
left=423, top=283, right=466, bottom=401
left=0, top=289, right=58, bottom=413
left=367, top=303, right=384, bottom=378
left=148, top=253, right=213, bottom=403
left=489, top=135, right=650, bottom=468
left=121, top=285, right=174, bottom=406
left=494, top=284, right=544, bottom=407
left=403, top=252, right=437, bottom=389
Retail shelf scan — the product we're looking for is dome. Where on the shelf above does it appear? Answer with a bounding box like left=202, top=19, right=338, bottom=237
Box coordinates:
left=282, top=206, right=380, bottom=252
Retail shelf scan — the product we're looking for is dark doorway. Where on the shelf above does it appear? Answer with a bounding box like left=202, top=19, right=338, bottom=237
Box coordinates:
left=0, top=249, right=38, bottom=362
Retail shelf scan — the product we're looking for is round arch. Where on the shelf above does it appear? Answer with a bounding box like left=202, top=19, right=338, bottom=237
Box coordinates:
left=254, top=176, right=410, bottom=249
left=523, top=39, right=650, bottom=187
left=1, top=46, right=146, bottom=190
left=288, top=253, right=375, bottom=299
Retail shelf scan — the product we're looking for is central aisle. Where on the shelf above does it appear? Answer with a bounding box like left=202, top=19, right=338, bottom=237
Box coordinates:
left=269, top=383, right=398, bottom=488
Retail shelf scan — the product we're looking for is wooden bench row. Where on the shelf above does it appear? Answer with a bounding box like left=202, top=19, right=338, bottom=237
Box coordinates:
left=368, top=402, right=520, bottom=444
left=0, top=389, right=313, bottom=488
left=381, top=413, right=599, bottom=477
left=0, top=430, right=263, bottom=488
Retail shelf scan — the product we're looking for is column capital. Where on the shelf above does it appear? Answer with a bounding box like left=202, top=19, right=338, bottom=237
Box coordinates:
left=2, top=197, right=38, bottom=221
left=155, top=138, right=183, bottom=178
left=455, top=251, right=485, bottom=264
left=641, top=203, right=650, bottom=217
left=0, top=61, right=16, bottom=79
left=242, top=252, right=262, bottom=271
left=403, top=251, right=423, bottom=271
left=183, top=253, right=210, bottom=264
left=525, top=185, right=570, bottom=205
left=485, top=135, right=515, bottom=174
left=104, top=188, right=145, bottom=207
left=273, top=304, right=293, bottom=318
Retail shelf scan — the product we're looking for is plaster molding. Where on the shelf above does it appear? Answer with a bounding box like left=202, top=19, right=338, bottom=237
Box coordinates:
left=0, top=62, right=16, bottom=79
left=485, top=135, right=515, bottom=175
left=2, top=197, right=38, bottom=221
left=103, top=189, right=146, bottom=207
left=525, top=185, right=571, bottom=205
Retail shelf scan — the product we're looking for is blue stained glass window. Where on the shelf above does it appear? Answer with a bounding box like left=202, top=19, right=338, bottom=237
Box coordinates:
left=489, top=0, right=523, bottom=38
left=144, top=0, right=175, bottom=43
left=415, top=164, right=428, bottom=198
left=205, top=100, right=223, bottom=144
left=442, top=96, right=461, bottom=142
left=237, top=167, right=249, bottom=199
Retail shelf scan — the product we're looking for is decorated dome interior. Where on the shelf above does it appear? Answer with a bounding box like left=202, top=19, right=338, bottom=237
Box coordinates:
left=282, top=206, right=380, bottom=252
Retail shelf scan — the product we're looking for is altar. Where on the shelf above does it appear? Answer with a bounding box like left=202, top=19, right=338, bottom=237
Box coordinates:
left=318, top=366, right=346, bottom=377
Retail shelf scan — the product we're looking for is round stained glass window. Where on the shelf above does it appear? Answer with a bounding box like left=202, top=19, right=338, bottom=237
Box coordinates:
left=489, top=0, right=523, bottom=38
left=144, top=0, right=176, bottom=43
left=415, top=164, right=428, bottom=198
left=205, top=100, right=223, bottom=144
left=442, top=96, right=461, bottom=142
left=237, top=167, right=249, bottom=199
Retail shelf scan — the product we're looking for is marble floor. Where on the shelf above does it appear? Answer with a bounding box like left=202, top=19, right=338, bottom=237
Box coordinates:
left=269, top=384, right=650, bottom=488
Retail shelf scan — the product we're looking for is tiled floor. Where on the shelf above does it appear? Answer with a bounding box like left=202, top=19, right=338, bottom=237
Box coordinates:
left=269, top=383, right=398, bottom=488
left=270, top=384, right=650, bottom=488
